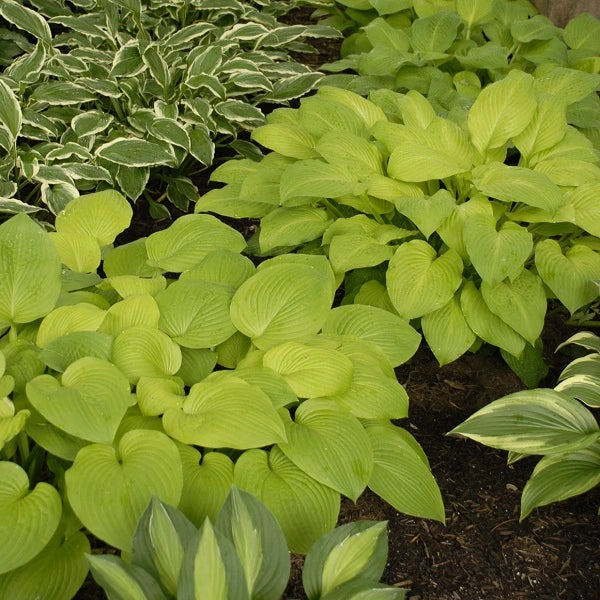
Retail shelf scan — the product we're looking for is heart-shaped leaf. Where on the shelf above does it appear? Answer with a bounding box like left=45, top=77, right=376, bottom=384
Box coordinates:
left=36, top=303, right=107, bottom=348
left=179, top=249, right=255, bottom=290
left=26, top=357, right=131, bottom=444
left=65, top=429, right=183, bottom=551
left=0, top=461, right=62, bottom=574
left=100, top=294, right=161, bottom=337
left=49, top=231, right=101, bottom=274
left=39, top=331, right=114, bottom=372
left=395, top=189, right=456, bottom=239
left=136, top=376, right=185, bottom=416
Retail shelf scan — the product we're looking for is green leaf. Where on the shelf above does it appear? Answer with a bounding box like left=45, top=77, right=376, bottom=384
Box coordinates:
left=323, top=305, right=420, bottom=367
left=54, top=189, right=132, bottom=247
left=455, top=0, right=495, bottom=28
left=460, top=281, right=526, bottom=357
left=177, top=347, right=217, bottom=388
left=569, top=183, right=600, bottom=238
left=36, top=303, right=106, bottom=348
left=278, top=400, right=372, bottom=501
left=411, top=11, right=461, bottom=53
left=106, top=275, right=167, bottom=299
left=0, top=214, right=61, bottom=326
left=520, top=444, right=600, bottom=520
left=26, top=357, right=131, bottom=444
left=30, top=82, right=97, bottom=105
left=100, top=294, right=160, bottom=337
left=163, top=379, right=286, bottom=449
left=234, top=447, right=340, bottom=554
left=0, top=0, right=51, bottom=45
left=146, top=214, right=246, bottom=272
left=468, top=70, right=537, bottom=154
left=38, top=330, right=112, bottom=372
left=363, top=17, right=410, bottom=52
left=230, top=263, right=334, bottom=350
left=117, top=165, right=150, bottom=202
left=66, top=429, right=183, bottom=551
left=535, top=241, right=600, bottom=314
left=510, top=15, right=557, bottom=43
left=533, top=67, right=600, bottom=106
left=449, top=389, right=600, bottom=455
left=502, top=339, right=549, bottom=389
left=386, top=241, right=463, bottom=320
left=327, top=236, right=393, bottom=273
left=365, top=422, right=445, bottom=522
left=96, top=138, right=175, bottom=168
left=136, top=376, right=184, bottom=416
left=0, top=78, right=21, bottom=141
left=260, top=207, right=332, bottom=253
left=0, top=461, right=61, bottom=574
left=422, top=294, right=476, bottom=366
left=463, top=214, right=533, bottom=287
left=563, top=13, right=600, bottom=52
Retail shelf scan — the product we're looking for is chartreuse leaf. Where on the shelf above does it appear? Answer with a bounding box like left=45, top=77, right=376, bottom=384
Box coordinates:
left=468, top=70, right=536, bottom=154
left=569, top=183, right=600, bottom=238
left=234, top=447, right=340, bottom=553
left=48, top=232, right=101, bottom=274
left=449, top=389, right=600, bottom=455
left=0, top=531, right=90, bottom=600
left=112, top=326, right=182, bottom=385
left=0, top=461, right=62, bottom=574
left=318, top=87, right=387, bottom=129
left=146, top=214, right=246, bottom=272
left=131, top=497, right=196, bottom=597
left=105, top=275, right=167, bottom=299
left=463, top=214, right=533, bottom=287
left=26, top=357, right=130, bottom=444
left=263, top=341, right=353, bottom=398
left=303, top=520, right=388, bottom=600
left=177, top=347, right=217, bottom=387
left=178, top=518, right=249, bottom=600
left=156, top=279, right=236, bottom=348
left=456, top=0, right=494, bottom=28
left=178, top=446, right=234, bottom=526
left=395, top=189, right=456, bottom=239
left=136, top=376, right=185, bottom=416
left=216, top=487, right=290, bottom=600
left=460, top=281, right=526, bottom=357
left=103, top=238, right=159, bottom=278
left=36, top=303, right=107, bottom=348
left=422, top=294, right=476, bottom=366
left=411, top=10, right=461, bottom=54
left=217, top=332, right=253, bottom=369
left=162, top=379, right=286, bottom=449
left=231, top=263, right=334, bottom=350
left=260, top=207, right=332, bottom=253
left=99, top=294, right=160, bottom=337
left=520, top=443, right=600, bottom=520
left=387, top=241, right=463, bottom=320
left=365, top=422, right=445, bottom=522
left=0, top=213, right=61, bottom=327
left=54, top=190, right=132, bottom=247
left=563, top=13, right=600, bottom=52
left=0, top=393, right=28, bottom=451
left=179, top=250, right=255, bottom=289
left=323, top=305, right=420, bottom=367
left=316, top=131, right=384, bottom=175
left=534, top=68, right=600, bottom=106
left=251, top=122, right=317, bottom=159
left=535, top=241, right=600, bottom=314
left=278, top=400, right=373, bottom=501
left=481, top=269, right=546, bottom=346
left=66, top=430, right=183, bottom=551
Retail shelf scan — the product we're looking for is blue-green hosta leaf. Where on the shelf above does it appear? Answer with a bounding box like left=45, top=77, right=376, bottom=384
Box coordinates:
left=216, top=487, right=290, bottom=600
left=0, top=214, right=61, bottom=327
left=96, top=138, right=176, bottom=168
left=463, top=214, right=533, bottom=287
left=112, top=326, right=182, bottom=385
left=105, top=275, right=168, bottom=299
left=395, top=189, right=456, bottom=239
left=520, top=443, right=600, bottom=520
left=480, top=269, right=546, bottom=346
left=0, top=461, right=62, bottom=574
left=365, top=422, right=445, bottom=522
left=39, top=331, right=114, bottom=372
left=54, top=189, right=132, bottom=247
left=422, top=294, right=476, bottom=366
left=387, top=241, right=463, bottom=320
left=303, top=520, right=388, bottom=600
left=36, top=303, right=107, bottom=348
left=533, top=67, right=600, bottom=105
left=136, top=376, right=185, bottom=416
left=449, top=389, right=600, bottom=455
left=234, top=447, right=340, bottom=553
left=278, top=400, right=372, bottom=501
left=535, top=240, right=600, bottom=314
left=460, top=281, right=526, bottom=357
left=230, top=263, right=334, bottom=350
left=48, top=232, right=101, bottom=274
left=178, top=446, right=234, bottom=526
left=323, top=305, right=420, bottom=367
left=163, top=379, right=286, bottom=449
left=472, top=162, right=564, bottom=215
left=26, top=357, right=131, bottom=444
left=468, top=70, right=537, bottom=154
left=563, top=13, right=600, bottom=52
left=146, top=214, right=246, bottom=272
left=263, top=341, right=353, bottom=398
left=156, top=279, right=236, bottom=349
left=66, top=429, right=183, bottom=551
left=99, top=294, right=160, bottom=337
left=568, top=183, right=600, bottom=238
left=179, top=250, right=255, bottom=289
left=0, top=78, right=21, bottom=142
left=251, top=122, right=317, bottom=159
left=260, top=207, right=332, bottom=253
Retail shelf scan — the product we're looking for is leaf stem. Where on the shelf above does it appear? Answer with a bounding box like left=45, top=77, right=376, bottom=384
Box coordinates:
left=322, top=199, right=343, bottom=219
left=565, top=319, right=600, bottom=328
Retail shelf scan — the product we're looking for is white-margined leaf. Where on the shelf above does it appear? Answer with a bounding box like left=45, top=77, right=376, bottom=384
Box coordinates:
left=96, top=138, right=176, bottom=167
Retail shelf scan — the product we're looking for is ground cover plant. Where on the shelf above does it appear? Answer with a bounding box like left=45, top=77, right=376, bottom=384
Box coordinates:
left=197, top=74, right=600, bottom=382
left=451, top=330, right=600, bottom=520
left=0, top=0, right=339, bottom=217
left=0, top=190, right=442, bottom=598
left=88, top=486, right=406, bottom=599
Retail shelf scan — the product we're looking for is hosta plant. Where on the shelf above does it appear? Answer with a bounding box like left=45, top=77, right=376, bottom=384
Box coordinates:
left=450, top=330, right=600, bottom=519
left=197, top=80, right=600, bottom=382
left=0, top=190, right=442, bottom=597
left=89, top=487, right=407, bottom=599
left=0, top=0, right=339, bottom=217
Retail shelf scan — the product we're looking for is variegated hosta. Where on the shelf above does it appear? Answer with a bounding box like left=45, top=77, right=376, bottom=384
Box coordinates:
left=89, top=488, right=407, bottom=600
left=0, top=0, right=340, bottom=216
left=198, top=77, right=600, bottom=382
left=0, top=190, right=442, bottom=595
left=450, top=331, right=600, bottom=520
